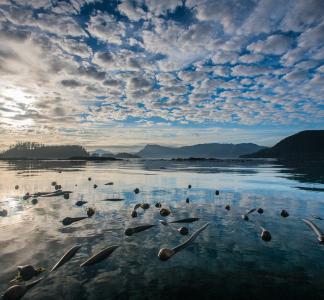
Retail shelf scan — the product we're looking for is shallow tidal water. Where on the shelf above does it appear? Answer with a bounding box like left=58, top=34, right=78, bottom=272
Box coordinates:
left=0, top=159, right=324, bottom=300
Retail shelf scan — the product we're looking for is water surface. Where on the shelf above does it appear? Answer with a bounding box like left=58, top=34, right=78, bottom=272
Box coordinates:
left=0, top=159, right=324, bottom=300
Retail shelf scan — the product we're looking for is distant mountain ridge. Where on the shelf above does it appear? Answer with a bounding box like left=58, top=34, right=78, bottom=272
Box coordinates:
left=136, top=143, right=266, bottom=159
left=241, top=130, right=324, bottom=161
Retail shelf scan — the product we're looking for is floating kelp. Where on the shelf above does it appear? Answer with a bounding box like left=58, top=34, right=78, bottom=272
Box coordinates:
left=75, top=200, right=87, bottom=206
left=102, top=198, right=124, bottom=201
left=11, top=265, right=45, bottom=282
left=160, top=208, right=171, bottom=217
left=242, top=208, right=257, bottom=220
left=125, top=224, right=156, bottom=236
left=140, top=203, right=150, bottom=209
left=87, top=208, right=95, bottom=217
left=80, top=245, right=119, bottom=267
left=162, top=219, right=199, bottom=228
left=62, top=217, right=87, bottom=226
left=302, top=218, right=324, bottom=243
left=158, top=223, right=209, bottom=261
left=281, top=209, right=289, bottom=218
left=177, top=227, right=189, bottom=235
left=257, top=208, right=264, bottom=214
left=0, top=209, right=8, bottom=217
left=2, top=277, right=42, bottom=300
left=51, top=245, right=82, bottom=272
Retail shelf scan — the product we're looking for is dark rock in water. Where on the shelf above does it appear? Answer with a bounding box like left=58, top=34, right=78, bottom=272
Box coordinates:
left=0, top=209, right=8, bottom=217
left=134, top=188, right=140, bottom=194
left=104, top=182, right=114, bottom=185
left=225, top=204, right=230, bottom=211
left=51, top=181, right=56, bottom=186
left=131, top=210, right=137, bottom=218
left=160, top=208, right=171, bottom=216
left=281, top=209, right=289, bottom=218
left=63, top=193, right=69, bottom=199
left=87, top=207, right=95, bottom=217
left=178, top=227, right=189, bottom=235
left=88, top=177, right=91, bottom=181
left=215, top=190, right=219, bottom=195
left=186, top=198, right=189, bottom=203
left=155, top=202, right=162, bottom=208
left=261, top=230, right=271, bottom=241
left=140, top=203, right=150, bottom=209
left=188, top=184, right=192, bottom=189
left=15, top=185, right=19, bottom=190
left=257, top=208, right=264, bottom=214
left=93, top=184, right=97, bottom=189
left=75, top=200, right=87, bottom=206
left=31, top=198, right=38, bottom=205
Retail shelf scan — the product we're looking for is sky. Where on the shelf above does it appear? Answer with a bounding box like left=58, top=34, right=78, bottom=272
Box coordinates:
left=0, top=0, right=323, bottom=152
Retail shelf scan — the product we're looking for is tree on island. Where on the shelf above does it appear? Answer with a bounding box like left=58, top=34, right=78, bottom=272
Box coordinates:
left=0, top=142, right=89, bottom=159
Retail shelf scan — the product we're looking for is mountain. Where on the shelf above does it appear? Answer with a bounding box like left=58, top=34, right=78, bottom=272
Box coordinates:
left=136, top=143, right=266, bottom=159
left=90, top=149, right=113, bottom=157
left=90, top=149, right=140, bottom=159
left=0, top=142, right=89, bottom=159
left=241, top=130, right=324, bottom=161
left=114, top=152, right=140, bottom=158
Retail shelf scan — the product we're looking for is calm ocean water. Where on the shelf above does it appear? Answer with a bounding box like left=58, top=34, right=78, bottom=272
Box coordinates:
left=0, top=159, right=324, bottom=300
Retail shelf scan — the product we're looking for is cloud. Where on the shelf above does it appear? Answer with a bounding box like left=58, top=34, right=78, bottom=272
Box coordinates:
left=0, top=0, right=322, bottom=148
left=247, top=34, right=293, bottom=55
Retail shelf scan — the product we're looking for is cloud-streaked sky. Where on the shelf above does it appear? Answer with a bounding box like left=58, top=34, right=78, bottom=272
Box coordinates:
left=0, top=0, right=323, bottom=151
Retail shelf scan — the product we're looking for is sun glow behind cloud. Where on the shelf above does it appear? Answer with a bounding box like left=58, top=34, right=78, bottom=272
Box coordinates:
left=0, top=0, right=323, bottom=150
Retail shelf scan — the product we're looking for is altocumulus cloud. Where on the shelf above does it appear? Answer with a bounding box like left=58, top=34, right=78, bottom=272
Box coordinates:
left=0, top=0, right=323, bottom=148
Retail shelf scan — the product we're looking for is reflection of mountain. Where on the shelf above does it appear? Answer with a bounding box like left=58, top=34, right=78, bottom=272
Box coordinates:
left=5, top=159, right=87, bottom=173
left=242, top=130, right=324, bottom=161
left=279, top=161, right=324, bottom=184
left=136, top=143, right=266, bottom=159
left=0, top=142, right=89, bottom=159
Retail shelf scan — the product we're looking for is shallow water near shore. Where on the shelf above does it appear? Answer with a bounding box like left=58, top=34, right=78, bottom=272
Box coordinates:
left=0, top=159, right=324, bottom=300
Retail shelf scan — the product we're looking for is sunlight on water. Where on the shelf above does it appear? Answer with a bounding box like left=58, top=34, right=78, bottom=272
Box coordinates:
left=0, top=160, right=324, bottom=300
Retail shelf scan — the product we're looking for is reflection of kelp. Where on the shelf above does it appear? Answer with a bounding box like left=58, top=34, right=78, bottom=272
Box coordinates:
left=279, top=161, right=324, bottom=184
left=4, top=160, right=87, bottom=172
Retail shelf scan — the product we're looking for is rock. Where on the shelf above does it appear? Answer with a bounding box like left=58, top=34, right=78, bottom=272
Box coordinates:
left=87, top=207, right=95, bottom=217
left=134, top=188, right=140, bottom=194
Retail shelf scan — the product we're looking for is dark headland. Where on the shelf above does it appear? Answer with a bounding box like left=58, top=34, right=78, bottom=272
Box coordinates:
left=241, top=130, right=324, bottom=162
